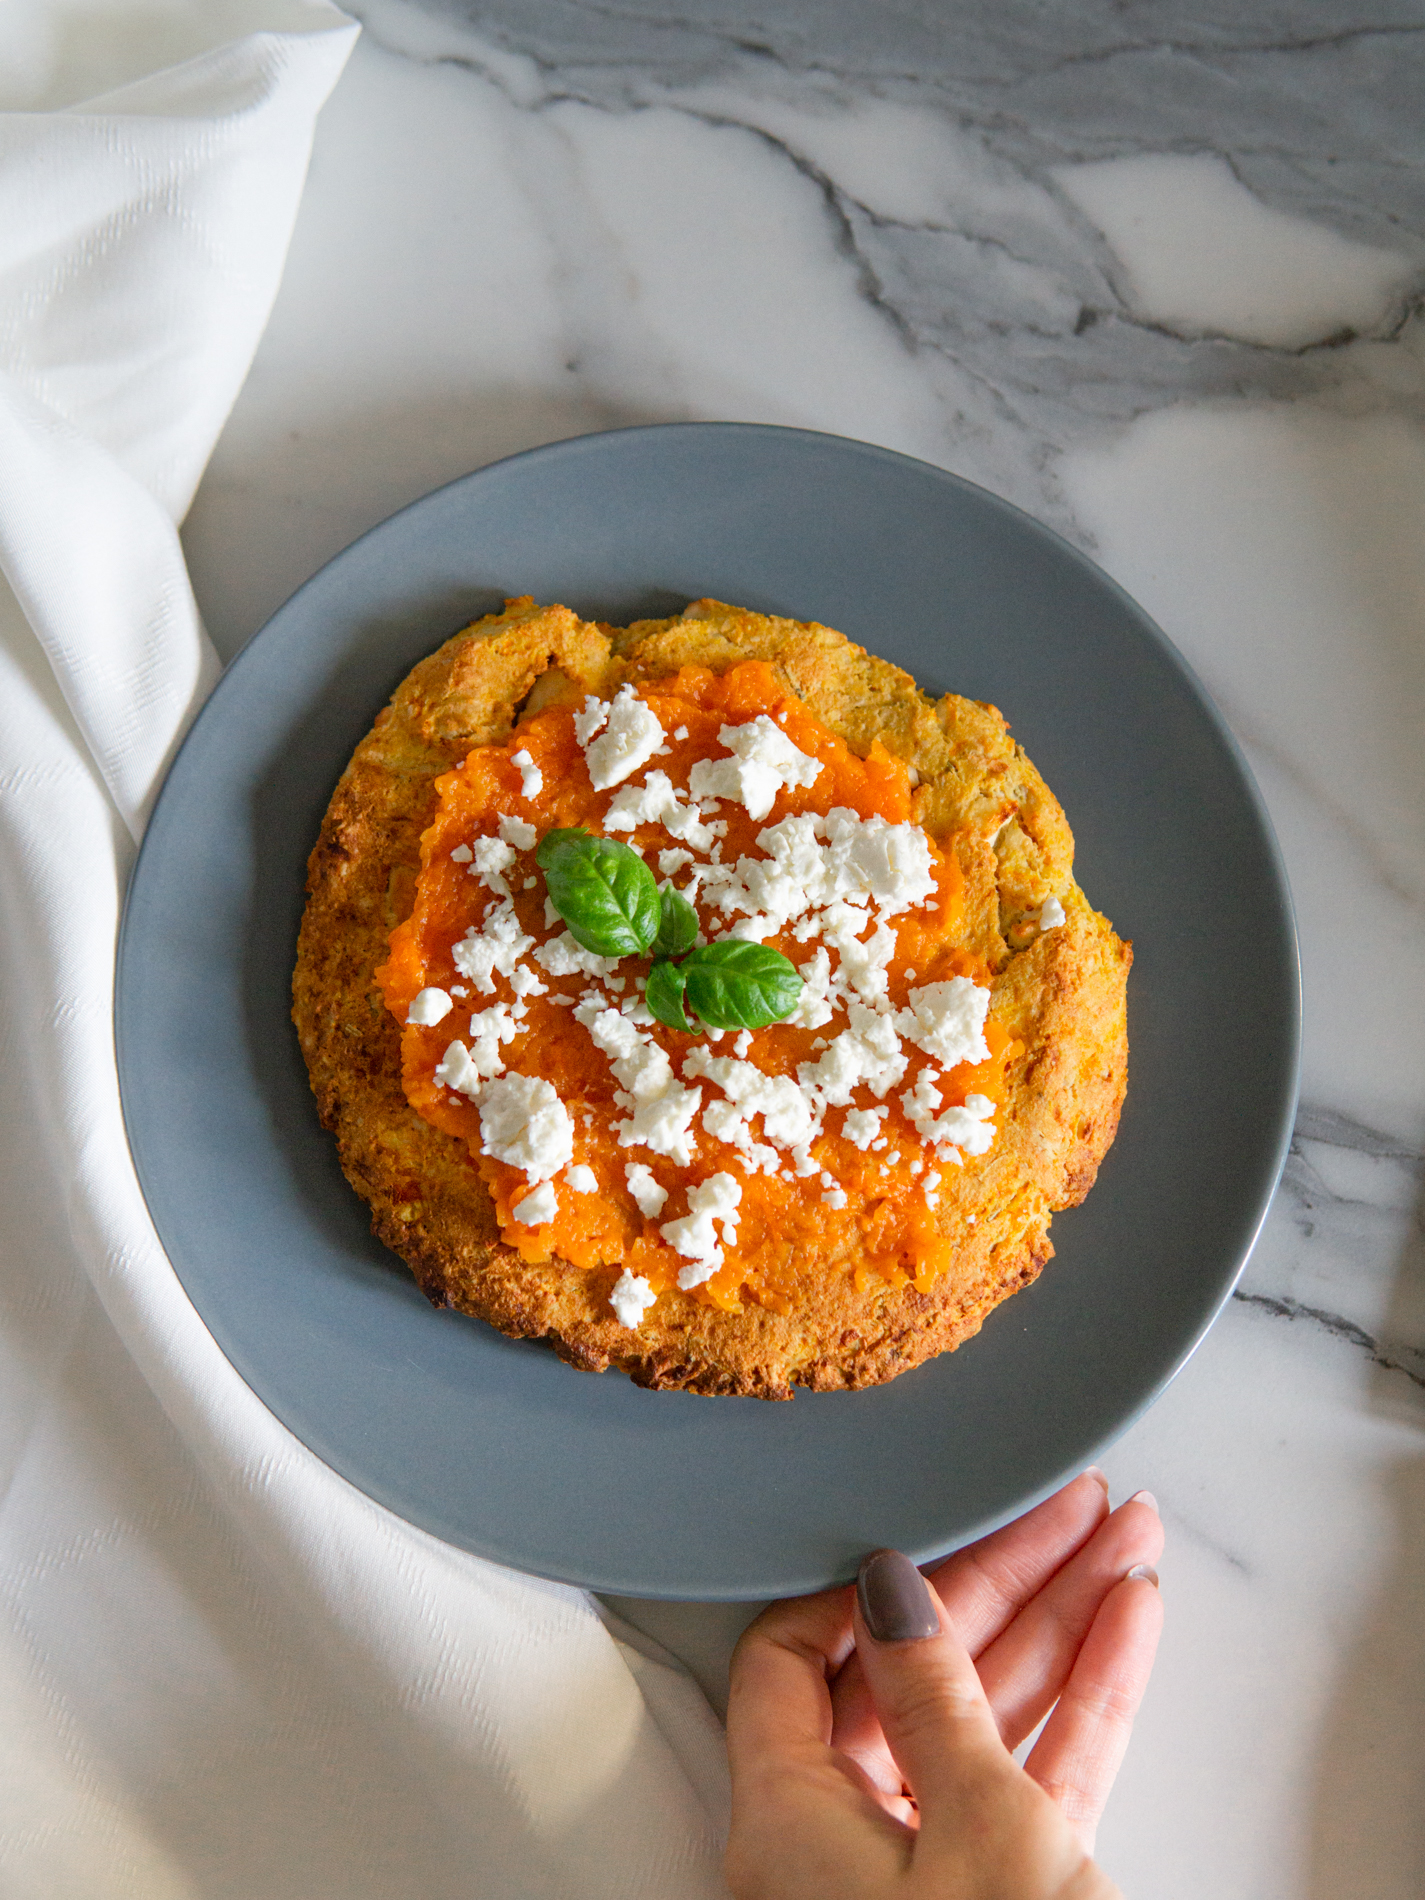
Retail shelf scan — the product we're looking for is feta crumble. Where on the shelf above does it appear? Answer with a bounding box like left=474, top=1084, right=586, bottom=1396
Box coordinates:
left=477, top=1072, right=575, bottom=1181
left=572, top=695, right=609, bottom=745
left=604, top=770, right=719, bottom=851
left=566, top=1164, right=599, bottom=1195
left=471, top=835, right=516, bottom=894
left=452, top=898, right=535, bottom=994
left=687, top=716, right=822, bottom=821
left=511, top=748, right=543, bottom=798
left=1038, top=894, right=1067, bottom=930
left=533, top=931, right=619, bottom=981
left=625, top=1162, right=668, bottom=1218
left=896, top=978, right=992, bottom=1070
left=899, top=1076, right=998, bottom=1157
left=406, top=987, right=453, bottom=1027
left=512, top=1180, right=558, bottom=1225
left=662, top=1173, right=743, bottom=1287
left=499, top=815, right=538, bottom=850
left=609, top=1268, right=658, bottom=1328
left=583, top=686, right=665, bottom=790
left=843, top=1105, right=889, bottom=1151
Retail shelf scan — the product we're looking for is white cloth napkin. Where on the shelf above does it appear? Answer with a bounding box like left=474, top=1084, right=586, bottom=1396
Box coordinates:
left=0, top=8, right=728, bottom=1893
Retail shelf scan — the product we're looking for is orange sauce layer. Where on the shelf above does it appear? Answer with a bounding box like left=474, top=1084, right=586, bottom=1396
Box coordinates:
left=377, top=663, right=1013, bottom=1308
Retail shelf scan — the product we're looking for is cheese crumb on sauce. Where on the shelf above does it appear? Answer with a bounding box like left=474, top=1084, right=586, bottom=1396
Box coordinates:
left=375, top=660, right=1021, bottom=1321
left=407, top=987, right=453, bottom=1026
left=625, top=1162, right=668, bottom=1218
left=511, top=748, right=543, bottom=798
left=512, top=1179, right=559, bottom=1225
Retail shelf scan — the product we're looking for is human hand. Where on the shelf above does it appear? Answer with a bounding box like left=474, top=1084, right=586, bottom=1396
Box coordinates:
left=724, top=1473, right=1163, bottom=1900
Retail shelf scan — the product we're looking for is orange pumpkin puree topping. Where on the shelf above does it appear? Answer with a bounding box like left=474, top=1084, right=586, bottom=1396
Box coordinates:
left=376, top=663, right=1014, bottom=1323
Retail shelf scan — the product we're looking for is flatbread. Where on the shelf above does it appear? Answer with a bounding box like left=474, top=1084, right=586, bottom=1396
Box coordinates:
left=293, top=597, right=1130, bottom=1398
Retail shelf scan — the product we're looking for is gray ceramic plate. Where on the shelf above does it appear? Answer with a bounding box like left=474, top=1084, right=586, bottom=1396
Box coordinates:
left=117, top=424, right=1299, bottom=1599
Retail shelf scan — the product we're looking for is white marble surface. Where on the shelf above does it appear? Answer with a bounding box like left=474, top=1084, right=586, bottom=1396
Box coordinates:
left=175, top=5, right=1425, bottom=1894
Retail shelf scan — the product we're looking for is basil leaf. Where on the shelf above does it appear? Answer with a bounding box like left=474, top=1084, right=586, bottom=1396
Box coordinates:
left=645, top=959, right=693, bottom=1033
left=535, top=827, right=660, bottom=957
left=650, top=884, right=699, bottom=960
left=681, top=940, right=804, bottom=1030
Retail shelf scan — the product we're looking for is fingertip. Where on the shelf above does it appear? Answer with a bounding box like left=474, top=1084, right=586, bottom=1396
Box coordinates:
left=856, top=1549, right=940, bottom=1644
left=1126, top=1563, right=1159, bottom=1588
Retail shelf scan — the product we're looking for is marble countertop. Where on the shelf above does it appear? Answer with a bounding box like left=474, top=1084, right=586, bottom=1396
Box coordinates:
left=182, top=5, right=1425, bottom=1894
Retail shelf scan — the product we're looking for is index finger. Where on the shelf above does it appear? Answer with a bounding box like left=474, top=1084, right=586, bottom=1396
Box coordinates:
left=726, top=1583, right=859, bottom=1765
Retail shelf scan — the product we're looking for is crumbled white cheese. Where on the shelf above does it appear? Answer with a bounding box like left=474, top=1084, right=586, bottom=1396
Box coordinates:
left=682, top=1049, right=822, bottom=1160
left=433, top=1040, right=483, bottom=1099
left=822, top=1186, right=848, bottom=1209
left=673, top=725, right=689, bottom=741
left=511, top=748, right=543, bottom=798
left=512, top=1180, right=558, bottom=1225
left=625, top=1162, right=668, bottom=1218
left=843, top=1105, right=889, bottom=1150
left=452, top=898, right=536, bottom=994
left=583, top=686, right=665, bottom=790
left=819, top=906, right=899, bottom=1008
left=573, top=695, right=609, bottom=745
left=449, top=844, right=473, bottom=863
left=465, top=1002, right=519, bottom=1078
left=788, top=946, right=835, bottom=1030
left=687, top=716, right=822, bottom=822
left=471, top=834, right=516, bottom=894
left=896, top=978, right=992, bottom=1070
left=733, top=1029, right=753, bottom=1059
left=899, top=1077, right=998, bottom=1157
left=507, top=963, right=547, bottom=1001
left=659, top=847, right=695, bottom=878
left=609, top=1268, right=658, bottom=1328
left=798, top=1006, right=907, bottom=1105
left=499, top=815, right=538, bottom=850
left=533, top=931, right=619, bottom=981
left=603, top=770, right=717, bottom=851
left=662, top=1172, right=743, bottom=1287
left=566, top=1164, right=598, bottom=1195
left=576, top=998, right=702, bottom=1164
left=407, top=987, right=453, bottom=1027
left=1038, top=894, right=1067, bottom=931
left=477, top=1072, right=575, bottom=1181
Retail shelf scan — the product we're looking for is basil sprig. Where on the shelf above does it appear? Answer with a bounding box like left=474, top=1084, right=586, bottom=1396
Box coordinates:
left=535, top=827, right=660, bottom=956
left=679, top=940, right=805, bottom=1031
left=535, top=827, right=803, bottom=1031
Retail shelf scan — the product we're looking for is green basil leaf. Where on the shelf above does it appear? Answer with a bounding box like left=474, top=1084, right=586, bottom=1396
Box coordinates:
left=645, top=959, right=693, bottom=1033
left=681, top=940, right=804, bottom=1030
left=535, top=827, right=660, bottom=957
left=649, top=884, right=699, bottom=960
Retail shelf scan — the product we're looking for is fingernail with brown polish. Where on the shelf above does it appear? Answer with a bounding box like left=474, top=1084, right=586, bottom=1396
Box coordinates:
left=1127, top=1564, right=1159, bottom=1587
left=857, top=1549, right=940, bottom=1643
left=1128, top=1489, right=1158, bottom=1512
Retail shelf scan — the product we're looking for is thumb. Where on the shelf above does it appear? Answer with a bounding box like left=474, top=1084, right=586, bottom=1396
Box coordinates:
left=854, top=1548, right=1016, bottom=1826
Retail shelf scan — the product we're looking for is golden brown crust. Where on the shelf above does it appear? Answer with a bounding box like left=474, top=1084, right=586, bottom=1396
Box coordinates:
left=293, top=598, right=1130, bottom=1399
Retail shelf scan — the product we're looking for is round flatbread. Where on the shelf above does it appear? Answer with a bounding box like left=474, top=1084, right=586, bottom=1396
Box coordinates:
left=293, top=597, right=1130, bottom=1399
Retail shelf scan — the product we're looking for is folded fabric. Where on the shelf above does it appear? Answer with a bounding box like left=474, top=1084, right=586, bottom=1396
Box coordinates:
left=0, top=8, right=727, bottom=1893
